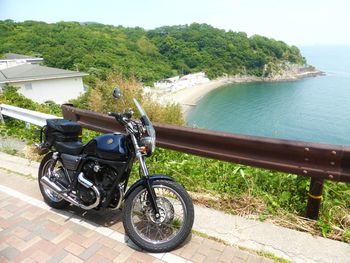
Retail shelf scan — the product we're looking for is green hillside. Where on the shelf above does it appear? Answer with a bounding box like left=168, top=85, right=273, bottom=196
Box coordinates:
left=0, top=20, right=306, bottom=84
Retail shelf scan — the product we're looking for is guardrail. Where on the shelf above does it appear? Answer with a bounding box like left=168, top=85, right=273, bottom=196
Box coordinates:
left=0, top=104, right=61, bottom=127
left=61, top=104, right=350, bottom=220
left=1, top=103, right=348, bottom=219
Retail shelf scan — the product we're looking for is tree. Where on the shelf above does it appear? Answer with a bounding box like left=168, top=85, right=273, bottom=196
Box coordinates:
left=0, top=20, right=307, bottom=82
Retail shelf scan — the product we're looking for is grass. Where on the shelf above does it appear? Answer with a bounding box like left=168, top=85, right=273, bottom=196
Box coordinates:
left=145, top=148, right=350, bottom=243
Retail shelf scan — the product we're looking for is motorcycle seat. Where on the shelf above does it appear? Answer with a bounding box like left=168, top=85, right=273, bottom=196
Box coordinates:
left=54, top=141, right=84, bottom=155
left=47, top=119, right=82, bottom=134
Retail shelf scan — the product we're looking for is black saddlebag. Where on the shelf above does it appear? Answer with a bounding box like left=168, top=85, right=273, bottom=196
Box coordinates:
left=42, top=119, right=82, bottom=148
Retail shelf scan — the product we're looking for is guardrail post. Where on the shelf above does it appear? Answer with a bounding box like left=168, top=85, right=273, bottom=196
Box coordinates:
left=0, top=105, right=4, bottom=124
left=306, top=177, right=324, bottom=220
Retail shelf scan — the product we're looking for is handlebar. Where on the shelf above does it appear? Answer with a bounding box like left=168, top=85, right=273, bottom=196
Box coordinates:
left=108, top=112, right=122, bottom=119
left=108, top=110, right=134, bottom=124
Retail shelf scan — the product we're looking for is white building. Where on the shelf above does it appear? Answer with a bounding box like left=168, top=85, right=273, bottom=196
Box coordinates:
left=0, top=54, right=88, bottom=104
left=154, top=76, right=180, bottom=91
left=153, top=72, right=210, bottom=92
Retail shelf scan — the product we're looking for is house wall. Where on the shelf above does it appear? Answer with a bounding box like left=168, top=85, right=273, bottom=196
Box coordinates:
left=14, top=77, right=86, bottom=104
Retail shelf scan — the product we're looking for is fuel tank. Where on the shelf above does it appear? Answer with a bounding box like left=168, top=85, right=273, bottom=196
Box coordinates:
left=84, top=133, right=129, bottom=161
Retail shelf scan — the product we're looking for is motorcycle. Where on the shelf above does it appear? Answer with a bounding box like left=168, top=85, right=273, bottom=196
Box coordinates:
left=36, top=87, right=194, bottom=252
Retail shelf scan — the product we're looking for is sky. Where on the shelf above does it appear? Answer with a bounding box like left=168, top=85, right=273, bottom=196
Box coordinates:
left=1, top=0, right=350, bottom=46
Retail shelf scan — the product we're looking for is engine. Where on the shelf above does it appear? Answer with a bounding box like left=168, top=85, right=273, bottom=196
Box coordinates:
left=77, top=161, right=121, bottom=208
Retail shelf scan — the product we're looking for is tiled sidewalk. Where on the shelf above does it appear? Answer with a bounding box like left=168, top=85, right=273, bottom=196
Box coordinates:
left=0, top=174, right=271, bottom=263
left=0, top=192, right=162, bottom=263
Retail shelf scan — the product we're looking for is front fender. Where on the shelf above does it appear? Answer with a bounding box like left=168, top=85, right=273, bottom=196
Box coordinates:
left=124, top=174, right=174, bottom=200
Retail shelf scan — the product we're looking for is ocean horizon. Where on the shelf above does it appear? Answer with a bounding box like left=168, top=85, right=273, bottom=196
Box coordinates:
left=187, top=45, right=350, bottom=146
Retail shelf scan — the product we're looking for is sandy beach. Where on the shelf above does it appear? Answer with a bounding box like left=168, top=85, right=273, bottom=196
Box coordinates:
left=157, top=76, right=253, bottom=116
left=156, top=69, right=323, bottom=117
left=158, top=78, right=228, bottom=114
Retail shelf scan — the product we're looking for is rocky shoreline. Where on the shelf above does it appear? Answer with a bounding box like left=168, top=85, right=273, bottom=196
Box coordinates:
left=222, top=66, right=324, bottom=83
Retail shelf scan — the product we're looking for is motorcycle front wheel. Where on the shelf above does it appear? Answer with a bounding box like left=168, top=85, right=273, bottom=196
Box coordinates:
left=123, top=180, right=194, bottom=252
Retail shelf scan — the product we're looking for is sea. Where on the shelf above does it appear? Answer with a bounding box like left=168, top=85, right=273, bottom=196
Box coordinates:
left=186, top=45, right=350, bottom=146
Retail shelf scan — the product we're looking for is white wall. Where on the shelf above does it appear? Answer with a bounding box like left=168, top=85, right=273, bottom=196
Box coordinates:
left=14, top=77, right=86, bottom=104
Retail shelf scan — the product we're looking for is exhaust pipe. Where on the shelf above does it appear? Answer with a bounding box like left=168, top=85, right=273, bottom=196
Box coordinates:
left=40, top=176, right=64, bottom=194
left=78, top=172, right=93, bottom=188
left=40, top=173, right=100, bottom=210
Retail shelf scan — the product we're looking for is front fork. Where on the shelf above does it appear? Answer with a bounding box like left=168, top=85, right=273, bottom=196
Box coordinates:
left=137, top=154, right=161, bottom=218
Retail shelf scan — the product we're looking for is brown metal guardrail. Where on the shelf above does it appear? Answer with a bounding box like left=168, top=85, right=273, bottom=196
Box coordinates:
left=61, top=104, right=350, bottom=219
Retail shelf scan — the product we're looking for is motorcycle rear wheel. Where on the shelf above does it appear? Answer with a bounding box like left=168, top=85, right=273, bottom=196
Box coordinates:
left=123, top=180, right=194, bottom=252
left=38, top=153, right=69, bottom=209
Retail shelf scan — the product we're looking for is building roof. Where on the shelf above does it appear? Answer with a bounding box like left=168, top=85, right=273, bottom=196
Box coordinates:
left=0, top=64, right=88, bottom=84
left=1, top=53, right=43, bottom=60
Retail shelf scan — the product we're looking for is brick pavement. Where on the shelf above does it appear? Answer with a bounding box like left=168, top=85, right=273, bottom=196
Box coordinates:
left=0, top=173, right=273, bottom=263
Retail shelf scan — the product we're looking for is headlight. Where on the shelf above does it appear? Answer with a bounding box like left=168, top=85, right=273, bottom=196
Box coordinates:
left=141, top=136, right=155, bottom=156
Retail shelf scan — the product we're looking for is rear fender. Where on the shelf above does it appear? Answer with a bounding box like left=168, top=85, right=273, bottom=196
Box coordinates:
left=124, top=174, right=174, bottom=200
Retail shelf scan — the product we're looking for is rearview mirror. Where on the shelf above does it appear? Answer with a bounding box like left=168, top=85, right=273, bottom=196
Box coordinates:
left=112, top=86, right=122, bottom=99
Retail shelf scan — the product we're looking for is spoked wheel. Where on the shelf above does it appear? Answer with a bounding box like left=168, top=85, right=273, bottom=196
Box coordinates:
left=38, top=153, right=69, bottom=209
left=123, top=180, right=194, bottom=252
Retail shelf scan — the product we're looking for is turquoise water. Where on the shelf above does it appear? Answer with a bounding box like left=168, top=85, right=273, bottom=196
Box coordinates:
left=187, top=46, right=350, bottom=146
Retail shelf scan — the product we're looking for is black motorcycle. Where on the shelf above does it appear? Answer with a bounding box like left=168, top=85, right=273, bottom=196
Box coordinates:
left=36, top=87, right=194, bottom=252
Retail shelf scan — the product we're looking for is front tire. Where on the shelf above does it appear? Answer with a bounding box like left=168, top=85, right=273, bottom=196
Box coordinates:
left=123, top=180, right=194, bottom=252
left=38, top=153, right=69, bottom=209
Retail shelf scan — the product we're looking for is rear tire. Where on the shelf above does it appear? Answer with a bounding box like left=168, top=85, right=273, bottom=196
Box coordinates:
left=123, top=180, right=194, bottom=252
left=38, top=153, right=69, bottom=209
